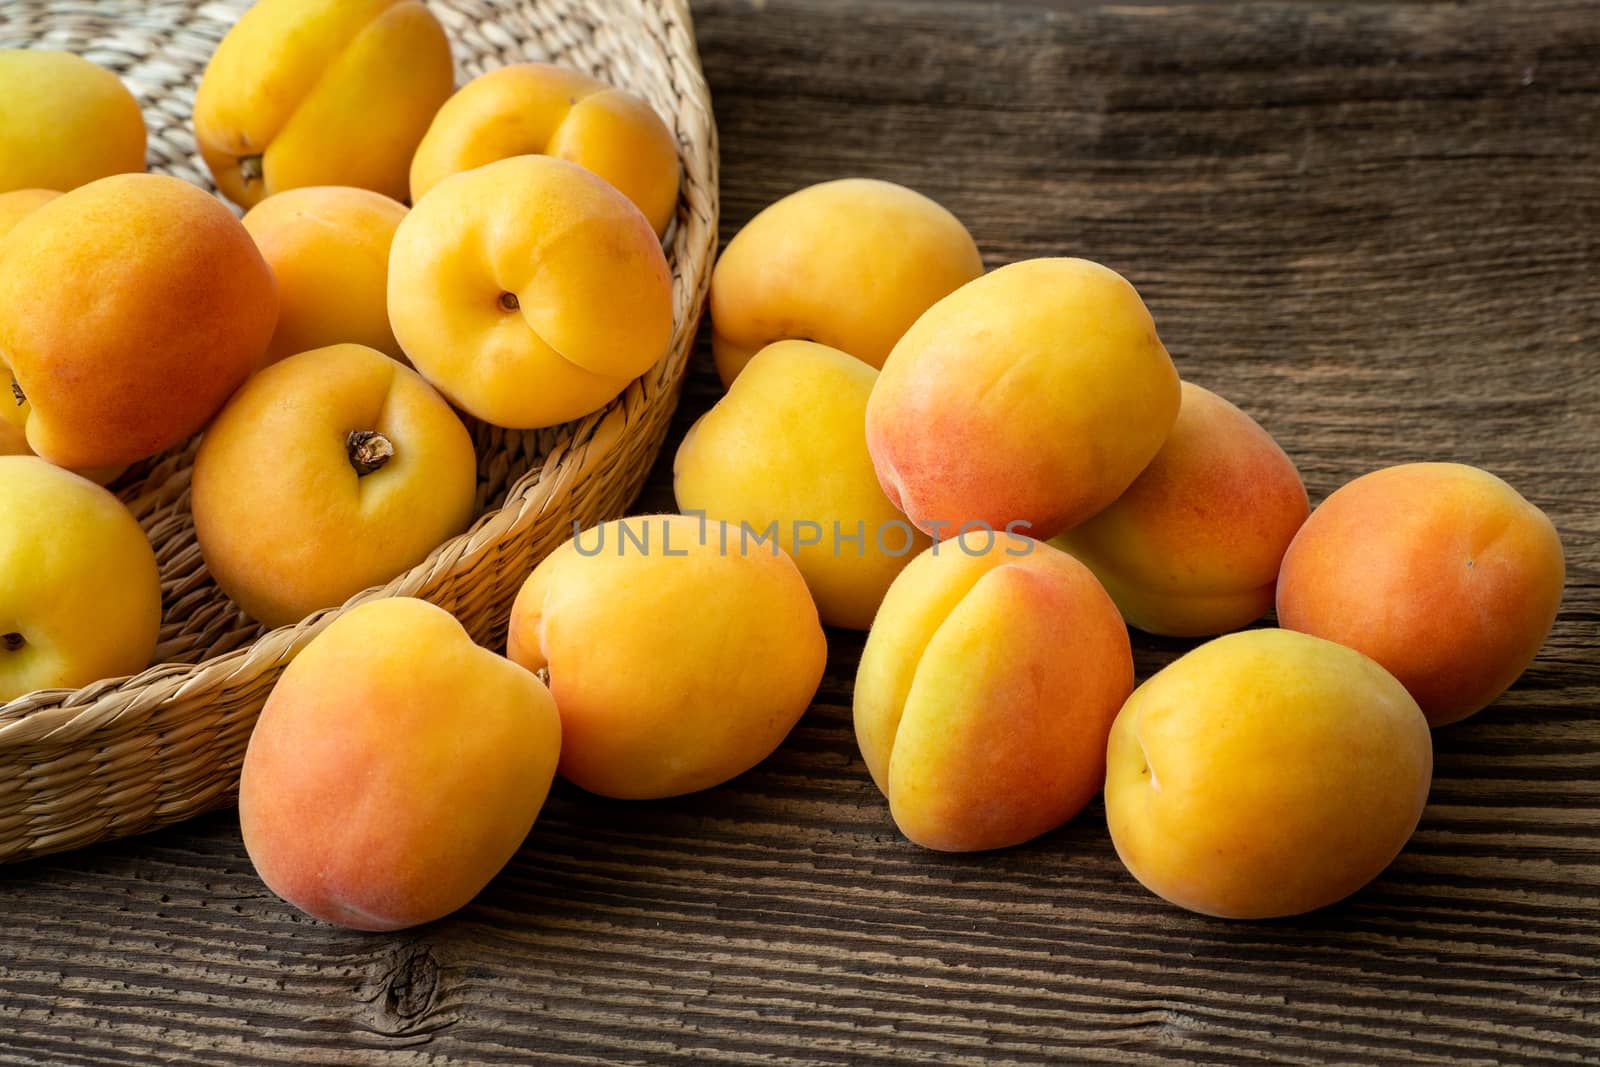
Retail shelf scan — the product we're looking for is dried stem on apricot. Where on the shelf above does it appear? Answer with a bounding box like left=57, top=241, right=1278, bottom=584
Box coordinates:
left=239, top=155, right=264, bottom=186
left=1, top=633, right=23, bottom=652
left=9, top=379, right=23, bottom=406
left=498, top=291, right=520, bottom=312
left=346, top=430, right=394, bottom=477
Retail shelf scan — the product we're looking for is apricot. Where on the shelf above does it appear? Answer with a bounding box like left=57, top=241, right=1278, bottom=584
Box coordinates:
left=191, top=343, right=477, bottom=629
left=0, top=173, right=277, bottom=470
left=507, top=515, right=826, bottom=799
left=0, top=244, right=123, bottom=484
left=1104, top=629, right=1433, bottom=919
left=1052, top=381, right=1308, bottom=636
left=0, top=186, right=40, bottom=456
left=0, top=51, right=145, bottom=194
left=242, top=186, right=408, bottom=367
left=240, top=597, right=561, bottom=931
left=410, top=62, right=680, bottom=237
left=1277, top=462, right=1565, bottom=727
left=673, top=340, right=931, bottom=629
left=710, top=179, right=983, bottom=384
left=866, top=258, right=1180, bottom=541
left=854, top=535, right=1133, bottom=852
left=0, top=189, right=121, bottom=484
left=388, top=155, right=674, bottom=429
left=0, top=189, right=61, bottom=241
left=0, top=456, right=161, bottom=702
left=193, top=0, right=453, bottom=208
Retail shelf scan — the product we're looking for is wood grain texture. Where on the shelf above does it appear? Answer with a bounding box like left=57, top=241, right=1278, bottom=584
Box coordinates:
left=2, top=0, right=1598, bottom=1062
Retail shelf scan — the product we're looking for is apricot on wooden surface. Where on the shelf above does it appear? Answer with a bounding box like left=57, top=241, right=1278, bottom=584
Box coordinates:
left=411, top=62, right=680, bottom=237
left=673, top=339, right=930, bottom=629
left=1053, top=381, right=1309, bottom=636
left=865, top=257, right=1180, bottom=541
left=0, top=456, right=161, bottom=702
left=1105, top=629, right=1433, bottom=919
left=240, top=597, right=561, bottom=931
left=1277, top=462, right=1565, bottom=727
left=710, top=178, right=983, bottom=384
left=242, top=185, right=409, bottom=366
left=193, top=0, right=453, bottom=207
left=0, top=50, right=145, bottom=193
left=388, top=154, right=673, bottom=429
left=0, top=173, right=276, bottom=470
left=191, top=343, right=477, bottom=630
left=507, top=515, right=826, bottom=800
left=854, top=534, right=1133, bottom=852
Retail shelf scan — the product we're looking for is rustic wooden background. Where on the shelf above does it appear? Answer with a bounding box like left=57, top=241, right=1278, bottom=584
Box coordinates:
left=3, top=0, right=1598, bottom=1062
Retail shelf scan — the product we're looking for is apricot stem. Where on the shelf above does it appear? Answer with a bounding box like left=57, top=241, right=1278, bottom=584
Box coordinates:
left=346, top=430, right=395, bottom=476
left=9, top=379, right=22, bottom=406
left=239, top=155, right=264, bottom=186
left=498, top=291, right=520, bottom=312
left=2, top=633, right=22, bottom=652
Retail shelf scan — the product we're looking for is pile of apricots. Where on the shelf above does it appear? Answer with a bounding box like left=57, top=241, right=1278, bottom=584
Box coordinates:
left=0, top=0, right=1565, bottom=931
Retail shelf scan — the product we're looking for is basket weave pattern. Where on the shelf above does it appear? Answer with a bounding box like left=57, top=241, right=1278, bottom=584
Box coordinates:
left=0, top=0, right=718, bottom=862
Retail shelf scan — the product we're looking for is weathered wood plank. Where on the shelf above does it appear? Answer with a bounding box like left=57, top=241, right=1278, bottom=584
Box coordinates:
left=1, top=1, right=1597, bottom=1063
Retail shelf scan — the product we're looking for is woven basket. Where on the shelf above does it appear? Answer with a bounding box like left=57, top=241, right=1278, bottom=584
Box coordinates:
left=0, top=0, right=718, bottom=863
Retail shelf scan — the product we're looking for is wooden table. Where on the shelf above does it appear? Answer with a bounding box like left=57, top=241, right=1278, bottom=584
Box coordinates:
left=3, top=1, right=1597, bottom=1062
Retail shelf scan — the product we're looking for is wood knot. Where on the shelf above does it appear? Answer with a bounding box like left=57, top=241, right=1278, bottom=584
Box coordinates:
left=353, top=941, right=454, bottom=1044
left=371, top=942, right=442, bottom=1037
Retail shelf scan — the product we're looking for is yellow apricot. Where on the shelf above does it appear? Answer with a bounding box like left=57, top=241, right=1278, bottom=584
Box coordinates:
left=0, top=51, right=145, bottom=193
left=191, top=344, right=477, bottom=629
left=193, top=0, right=453, bottom=207
left=674, top=340, right=930, bottom=629
left=242, top=186, right=409, bottom=366
left=508, top=515, right=827, bottom=799
left=411, top=62, right=679, bottom=237
left=388, top=155, right=673, bottom=429
left=710, top=179, right=983, bottom=384
left=855, top=535, right=1133, bottom=851
left=1105, top=629, right=1433, bottom=918
left=866, top=257, right=1180, bottom=541
left=0, top=455, right=161, bottom=701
